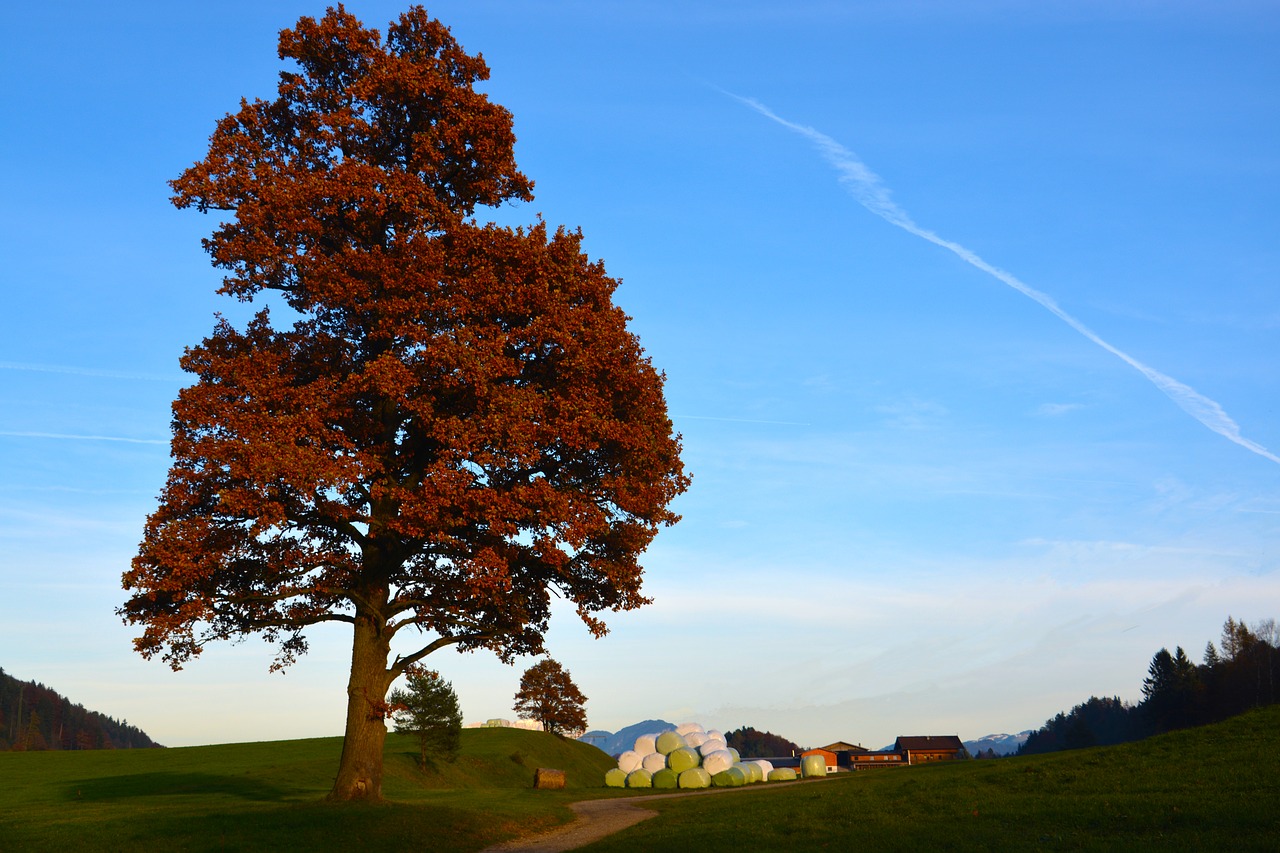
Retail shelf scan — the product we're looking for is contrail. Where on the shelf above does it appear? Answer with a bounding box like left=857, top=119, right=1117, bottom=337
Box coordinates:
left=733, top=94, right=1280, bottom=467
left=0, top=361, right=183, bottom=382
left=0, top=430, right=167, bottom=446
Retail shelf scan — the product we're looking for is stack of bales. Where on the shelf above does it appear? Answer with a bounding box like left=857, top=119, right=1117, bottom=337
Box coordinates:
left=603, top=722, right=805, bottom=789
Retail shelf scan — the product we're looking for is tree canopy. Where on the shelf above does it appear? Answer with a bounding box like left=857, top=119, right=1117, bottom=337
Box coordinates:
left=120, top=4, right=686, bottom=801
left=512, top=658, right=587, bottom=737
left=723, top=726, right=802, bottom=758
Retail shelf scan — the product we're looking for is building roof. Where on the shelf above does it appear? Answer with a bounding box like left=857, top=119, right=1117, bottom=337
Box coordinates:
left=894, top=735, right=964, bottom=752
left=821, top=741, right=867, bottom=753
left=801, top=747, right=836, bottom=756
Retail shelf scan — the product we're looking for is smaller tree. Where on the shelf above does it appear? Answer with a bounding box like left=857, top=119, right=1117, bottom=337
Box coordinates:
left=513, top=659, right=587, bottom=737
left=388, top=668, right=462, bottom=769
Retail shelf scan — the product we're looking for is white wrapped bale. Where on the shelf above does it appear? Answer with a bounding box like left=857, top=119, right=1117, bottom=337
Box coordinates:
left=668, top=747, right=700, bottom=774
left=605, top=768, right=628, bottom=788
left=684, top=731, right=708, bottom=749
left=712, top=766, right=747, bottom=788
left=678, top=767, right=712, bottom=789
left=767, top=767, right=798, bottom=782
left=801, top=754, right=828, bottom=778
left=626, top=768, right=653, bottom=788
left=655, top=731, right=687, bottom=755
left=641, top=752, right=667, bottom=774
left=706, top=729, right=724, bottom=743
left=633, top=733, right=658, bottom=755
left=702, top=749, right=734, bottom=776
left=617, top=750, right=642, bottom=774
left=675, top=722, right=704, bottom=736
left=698, top=739, right=727, bottom=758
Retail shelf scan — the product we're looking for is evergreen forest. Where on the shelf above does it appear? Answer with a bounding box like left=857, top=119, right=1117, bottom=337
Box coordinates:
left=1018, top=616, right=1278, bottom=755
left=0, top=667, right=161, bottom=751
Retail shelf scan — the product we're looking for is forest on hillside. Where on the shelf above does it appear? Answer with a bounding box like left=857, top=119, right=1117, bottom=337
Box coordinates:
left=0, top=668, right=161, bottom=750
left=724, top=726, right=803, bottom=758
left=1019, top=616, right=1278, bottom=755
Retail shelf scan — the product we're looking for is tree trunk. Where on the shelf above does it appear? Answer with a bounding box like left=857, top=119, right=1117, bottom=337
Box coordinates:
left=329, top=611, right=394, bottom=801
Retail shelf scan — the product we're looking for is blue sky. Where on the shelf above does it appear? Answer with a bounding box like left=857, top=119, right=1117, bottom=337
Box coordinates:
left=2, top=0, right=1277, bottom=750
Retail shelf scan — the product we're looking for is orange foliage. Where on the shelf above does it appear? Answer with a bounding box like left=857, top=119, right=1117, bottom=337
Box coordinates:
left=118, top=7, right=686, bottom=798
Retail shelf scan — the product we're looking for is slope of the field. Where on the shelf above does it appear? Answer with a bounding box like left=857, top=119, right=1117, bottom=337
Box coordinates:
left=579, top=704, right=1280, bottom=852
left=0, top=727, right=614, bottom=852
left=3, top=708, right=1279, bottom=852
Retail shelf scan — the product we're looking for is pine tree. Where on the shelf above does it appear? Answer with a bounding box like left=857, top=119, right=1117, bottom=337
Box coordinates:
left=388, top=667, right=462, bottom=769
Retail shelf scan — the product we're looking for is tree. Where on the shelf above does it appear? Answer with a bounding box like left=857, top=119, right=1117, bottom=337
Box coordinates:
left=119, top=6, right=687, bottom=802
left=389, top=666, right=462, bottom=769
left=513, top=659, right=587, bottom=736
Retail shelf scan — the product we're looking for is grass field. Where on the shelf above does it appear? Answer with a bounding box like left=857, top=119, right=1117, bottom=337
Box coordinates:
left=2, top=707, right=1278, bottom=851
left=581, top=705, right=1280, bottom=852
left=0, top=726, right=616, bottom=851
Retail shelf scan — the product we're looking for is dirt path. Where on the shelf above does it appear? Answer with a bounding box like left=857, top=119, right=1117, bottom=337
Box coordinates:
left=479, top=779, right=824, bottom=853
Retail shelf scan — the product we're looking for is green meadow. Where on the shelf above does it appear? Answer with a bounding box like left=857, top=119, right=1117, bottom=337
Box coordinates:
left=3, top=707, right=1278, bottom=851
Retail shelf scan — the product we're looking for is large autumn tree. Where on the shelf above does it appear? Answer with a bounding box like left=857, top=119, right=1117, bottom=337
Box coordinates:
left=120, top=5, right=687, bottom=802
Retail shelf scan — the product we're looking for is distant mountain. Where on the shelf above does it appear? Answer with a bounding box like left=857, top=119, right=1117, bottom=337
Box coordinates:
left=964, top=731, right=1031, bottom=756
left=1, top=667, right=162, bottom=751
left=578, top=718, right=675, bottom=757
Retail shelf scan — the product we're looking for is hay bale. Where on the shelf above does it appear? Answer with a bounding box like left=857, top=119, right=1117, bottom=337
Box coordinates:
left=641, top=751, right=668, bottom=774
left=626, top=768, right=653, bottom=788
left=684, top=731, right=708, bottom=749
left=698, top=738, right=727, bottom=758
left=800, top=754, right=828, bottom=778
left=652, top=768, right=679, bottom=789
left=748, top=760, right=774, bottom=780
left=667, top=746, right=700, bottom=774
left=617, top=750, right=642, bottom=774
left=605, top=768, right=627, bottom=787
left=767, top=768, right=797, bottom=782
left=737, top=761, right=763, bottom=784
left=655, top=731, right=687, bottom=755
left=702, top=749, right=734, bottom=776
left=534, top=768, right=566, bottom=789
left=675, top=722, right=704, bottom=736
left=634, top=733, right=658, bottom=755
left=678, top=767, right=712, bottom=789
left=727, top=747, right=741, bottom=762
left=712, top=766, right=748, bottom=788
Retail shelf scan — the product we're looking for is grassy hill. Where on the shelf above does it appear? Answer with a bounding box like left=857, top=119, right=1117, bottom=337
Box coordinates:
left=0, top=726, right=613, bottom=852
left=580, top=704, right=1280, bottom=852
left=2, top=707, right=1278, bottom=851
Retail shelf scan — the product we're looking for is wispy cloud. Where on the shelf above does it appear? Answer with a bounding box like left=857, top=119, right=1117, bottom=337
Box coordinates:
left=0, top=430, right=167, bottom=446
left=730, top=94, right=1280, bottom=467
left=1035, top=402, right=1085, bottom=417
left=0, top=361, right=183, bottom=382
left=874, top=396, right=948, bottom=430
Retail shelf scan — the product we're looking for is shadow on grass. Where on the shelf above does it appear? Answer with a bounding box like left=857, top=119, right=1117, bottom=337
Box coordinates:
left=68, top=772, right=288, bottom=803
left=139, top=799, right=520, bottom=852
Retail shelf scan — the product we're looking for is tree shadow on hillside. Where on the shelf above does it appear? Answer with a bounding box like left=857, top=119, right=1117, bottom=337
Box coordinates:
left=68, top=772, right=287, bottom=802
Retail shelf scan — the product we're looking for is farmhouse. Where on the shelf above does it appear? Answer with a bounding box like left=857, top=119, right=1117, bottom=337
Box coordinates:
left=809, top=735, right=965, bottom=770
left=894, top=735, right=965, bottom=764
